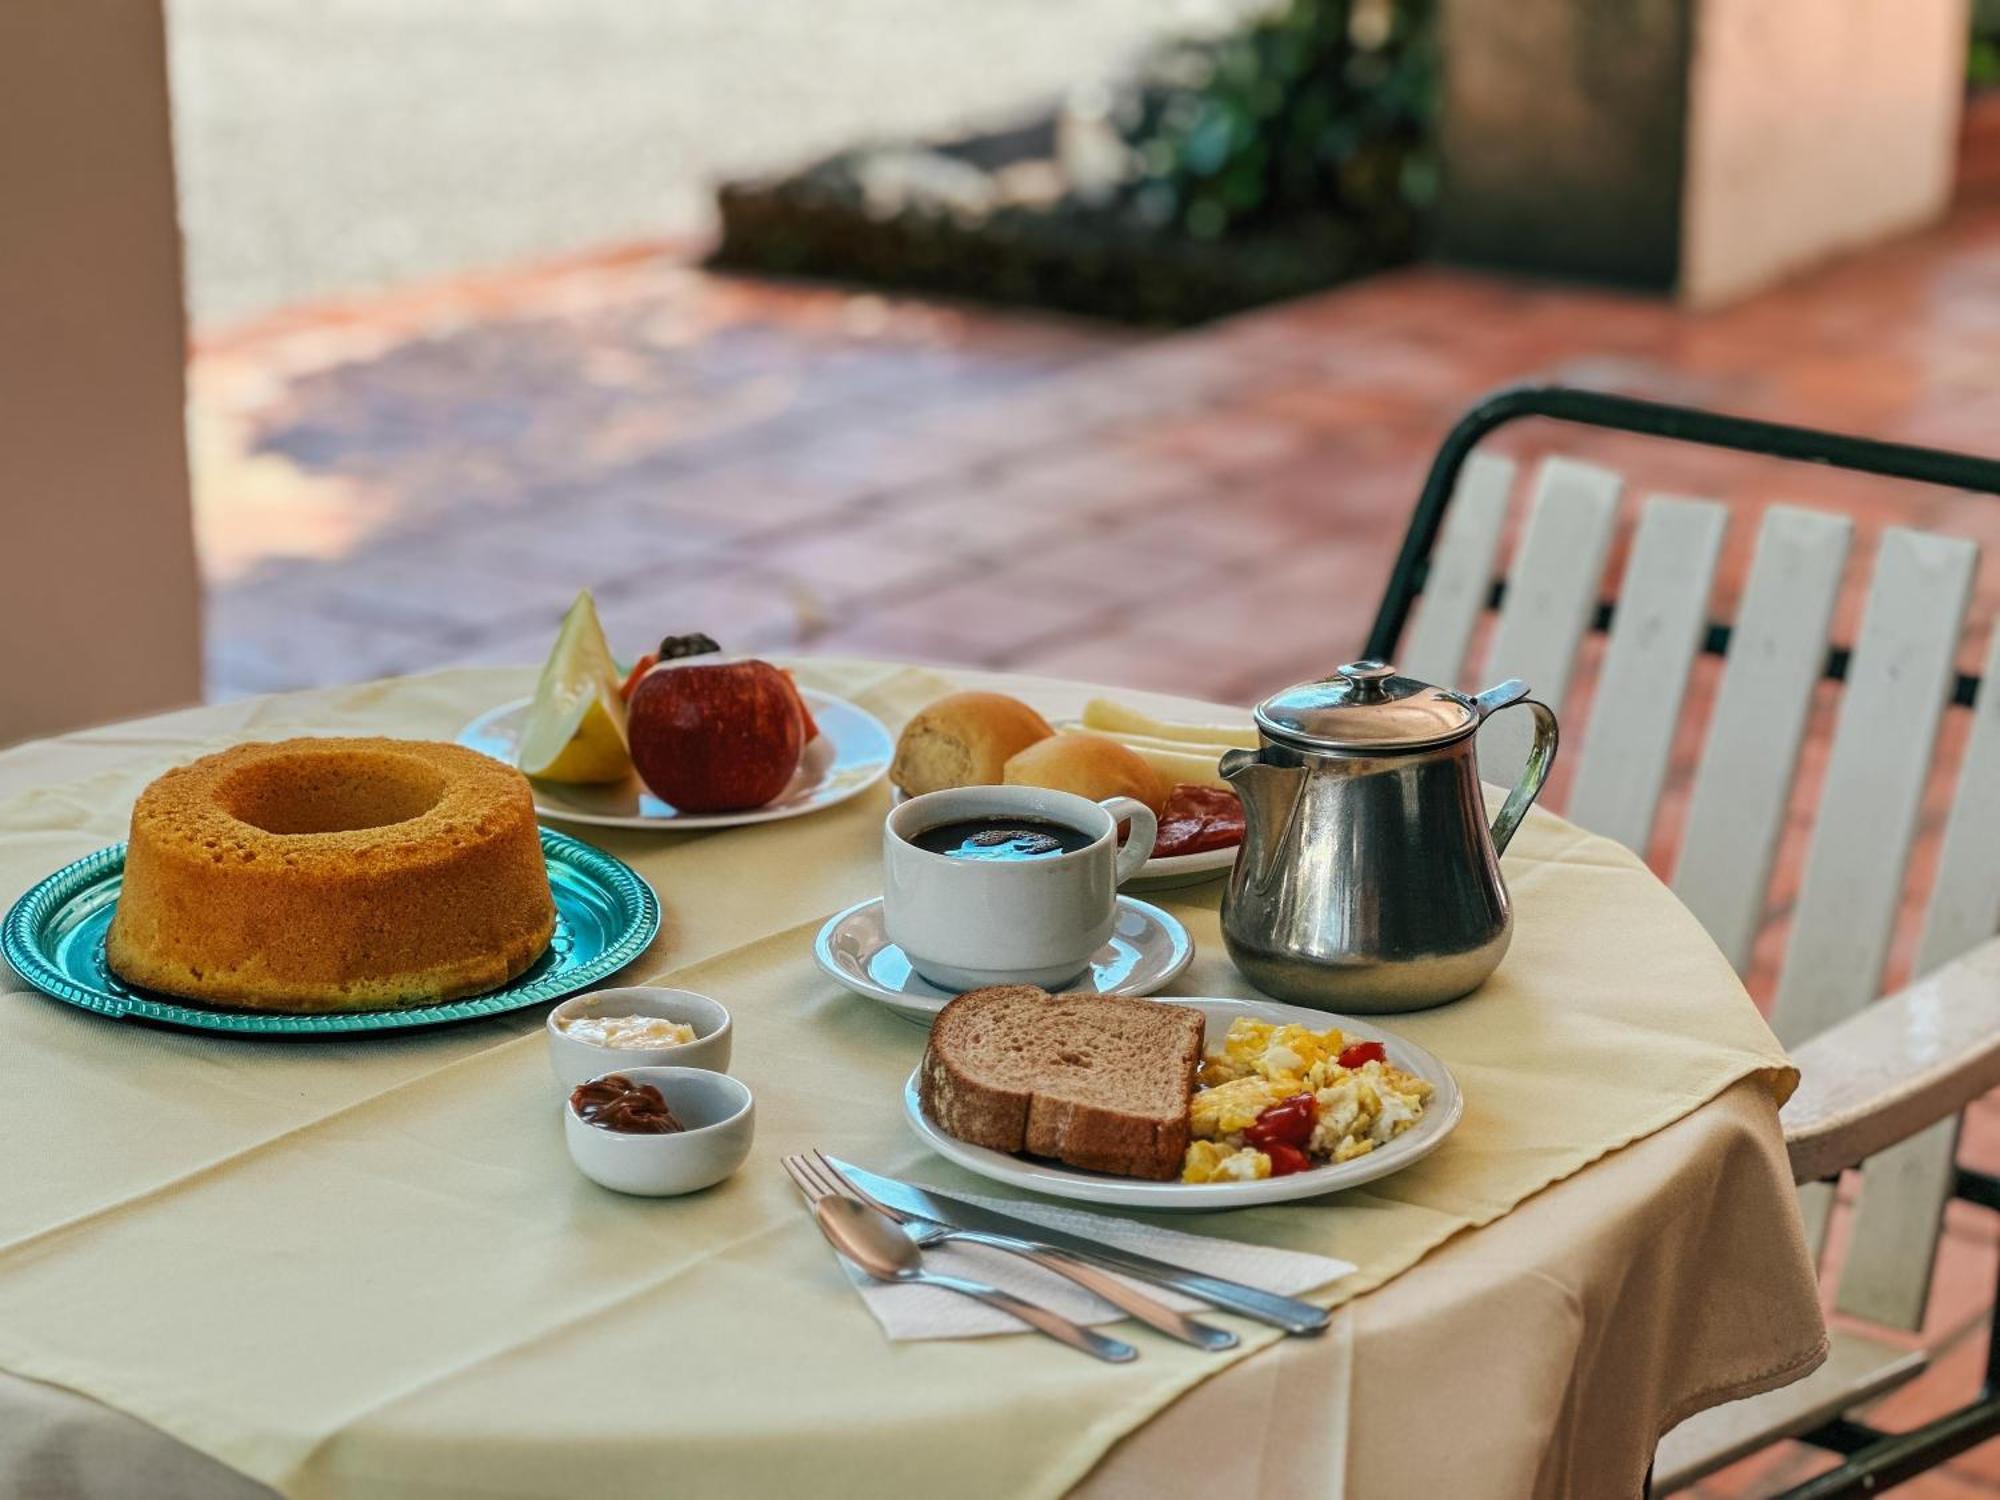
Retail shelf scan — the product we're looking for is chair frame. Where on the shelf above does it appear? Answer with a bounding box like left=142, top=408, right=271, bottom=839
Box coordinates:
left=1363, top=386, right=2000, bottom=1499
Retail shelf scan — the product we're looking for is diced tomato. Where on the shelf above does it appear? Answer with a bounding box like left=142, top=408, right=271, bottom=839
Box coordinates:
left=1244, top=1093, right=1317, bottom=1151
left=1264, top=1143, right=1313, bottom=1177
left=1337, top=1041, right=1387, bottom=1070
left=618, top=652, right=658, bottom=703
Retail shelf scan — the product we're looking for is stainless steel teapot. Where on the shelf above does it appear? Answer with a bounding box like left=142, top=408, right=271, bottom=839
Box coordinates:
left=1219, top=661, right=1558, bottom=1013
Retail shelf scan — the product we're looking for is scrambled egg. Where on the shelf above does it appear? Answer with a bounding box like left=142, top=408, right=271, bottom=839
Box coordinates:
left=1182, top=1141, right=1272, bottom=1183
left=1189, top=1076, right=1289, bottom=1139
left=1180, top=1018, right=1434, bottom=1184
left=1198, top=1019, right=1346, bottom=1089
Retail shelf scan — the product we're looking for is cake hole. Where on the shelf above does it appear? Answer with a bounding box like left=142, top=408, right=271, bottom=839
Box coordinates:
left=220, top=750, right=450, bottom=836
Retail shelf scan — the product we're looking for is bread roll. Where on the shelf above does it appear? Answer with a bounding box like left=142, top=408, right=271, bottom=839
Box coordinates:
left=891, top=692, right=1054, bottom=796
left=1002, top=732, right=1166, bottom=813
left=1071, top=730, right=1233, bottom=792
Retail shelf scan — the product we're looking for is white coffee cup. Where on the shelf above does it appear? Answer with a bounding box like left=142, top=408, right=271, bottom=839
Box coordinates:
left=883, top=785, right=1158, bottom=992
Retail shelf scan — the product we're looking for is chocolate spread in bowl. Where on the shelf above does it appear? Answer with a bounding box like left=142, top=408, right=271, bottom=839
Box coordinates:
left=569, top=1074, right=685, bottom=1134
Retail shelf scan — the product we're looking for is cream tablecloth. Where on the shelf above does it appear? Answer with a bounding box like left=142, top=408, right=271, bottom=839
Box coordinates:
left=0, top=662, right=1826, bottom=1500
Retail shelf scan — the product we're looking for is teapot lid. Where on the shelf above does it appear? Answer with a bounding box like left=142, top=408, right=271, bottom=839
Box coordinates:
left=1254, top=661, right=1477, bottom=751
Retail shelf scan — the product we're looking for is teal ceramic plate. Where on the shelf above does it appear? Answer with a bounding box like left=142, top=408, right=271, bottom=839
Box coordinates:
left=1, top=828, right=659, bottom=1036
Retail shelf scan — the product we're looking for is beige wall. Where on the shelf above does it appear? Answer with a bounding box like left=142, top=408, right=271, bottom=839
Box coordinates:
left=0, top=0, right=202, bottom=745
left=1683, top=0, right=1969, bottom=305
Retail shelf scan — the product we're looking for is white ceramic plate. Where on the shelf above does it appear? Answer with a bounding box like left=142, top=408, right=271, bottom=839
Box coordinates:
left=458, top=690, right=893, bottom=830
left=887, top=787, right=1238, bottom=888
left=902, top=996, right=1462, bottom=1210
left=1122, top=842, right=1238, bottom=892
left=813, top=895, right=1194, bottom=1025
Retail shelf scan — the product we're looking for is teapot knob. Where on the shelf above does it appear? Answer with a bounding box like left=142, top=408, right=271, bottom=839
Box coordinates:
left=1333, top=660, right=1396, bottom=702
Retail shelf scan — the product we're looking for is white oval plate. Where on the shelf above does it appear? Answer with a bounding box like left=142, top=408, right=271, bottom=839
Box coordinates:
left=888, top=787, right=1238, bottom=888
left=814, top=895, right=1194, bottom=1025
left=903, top=996, right=1462, bottom=1210
left=458, top=690, right=893, bottom=831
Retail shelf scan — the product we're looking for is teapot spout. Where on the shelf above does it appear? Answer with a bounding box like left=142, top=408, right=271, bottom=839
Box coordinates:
left=1220, top=748, right=1306, bottom=890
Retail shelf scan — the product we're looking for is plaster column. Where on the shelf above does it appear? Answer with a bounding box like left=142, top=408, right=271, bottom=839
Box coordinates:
left=0, top=0, right=202, bottom=744
left=1682, top=0, right=1969, bottom=305
left=1438, top=0, right=1971, bottom=303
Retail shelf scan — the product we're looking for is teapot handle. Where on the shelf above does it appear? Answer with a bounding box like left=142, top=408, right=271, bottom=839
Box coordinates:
left=1473, top=681, right=1560, bottom=857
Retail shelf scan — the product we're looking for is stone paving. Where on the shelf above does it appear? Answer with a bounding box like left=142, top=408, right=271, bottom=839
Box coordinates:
left=190, top=197, right=2000, bottom=1495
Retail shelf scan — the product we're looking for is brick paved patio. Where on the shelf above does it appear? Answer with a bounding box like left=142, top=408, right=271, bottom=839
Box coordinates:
left=191, top=196, right=2000, bottom=1496
left=194, top=211, right=2000, bottom=713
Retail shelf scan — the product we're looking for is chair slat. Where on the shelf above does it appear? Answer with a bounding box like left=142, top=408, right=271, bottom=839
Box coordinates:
left=1400, top=452, right=1515, bottom=688
left=1565, top=496, right=1727, bottom=852
left=1672, top=507, right=1853, bottom=973
left=1767, top=528, right=1978, bottom=1049
left=1913, top=624, right=2000, bottom=976
left=1475, top=456, right=1622, bottom=790
left=1836, top=1118, right=1959, bottom=1328
left=1840, top=624, right=2000, bottom=1329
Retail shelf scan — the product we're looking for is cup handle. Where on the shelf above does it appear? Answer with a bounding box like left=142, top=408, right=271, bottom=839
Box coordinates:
left=1101, top=796, right=1158, bottom=885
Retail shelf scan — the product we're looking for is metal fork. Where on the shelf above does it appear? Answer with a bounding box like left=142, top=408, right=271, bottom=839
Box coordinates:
left=797, top=1151, right=1237, bottom=1351
left=781, top=1154, right=1136, bottom=1361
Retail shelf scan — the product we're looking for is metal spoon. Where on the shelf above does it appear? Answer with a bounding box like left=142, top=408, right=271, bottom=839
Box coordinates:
left=811, top=1194, right=1138, bottom=1363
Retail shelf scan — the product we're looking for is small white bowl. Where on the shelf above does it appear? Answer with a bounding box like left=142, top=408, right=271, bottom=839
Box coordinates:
left=563, top=1066, right=755, bottom=1197
left=546, top=987, right=732, bottom=1090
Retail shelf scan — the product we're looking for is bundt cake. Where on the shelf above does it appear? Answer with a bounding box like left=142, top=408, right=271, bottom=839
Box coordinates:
left=106, top=737, right=557, bottom=1011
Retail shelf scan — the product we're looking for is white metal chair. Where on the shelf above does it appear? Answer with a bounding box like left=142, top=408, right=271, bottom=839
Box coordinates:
left=1366, top=388, right=2000, bottom=1498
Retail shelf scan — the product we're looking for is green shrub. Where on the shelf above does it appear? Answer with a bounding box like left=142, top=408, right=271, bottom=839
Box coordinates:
left=1973, top=0, right=2000, bottom=88
left=1115, top=0, right=1438, bottom=246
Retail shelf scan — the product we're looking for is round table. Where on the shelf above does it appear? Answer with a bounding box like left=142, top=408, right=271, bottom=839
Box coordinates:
left=0, top=661, right=1826, bottom=1500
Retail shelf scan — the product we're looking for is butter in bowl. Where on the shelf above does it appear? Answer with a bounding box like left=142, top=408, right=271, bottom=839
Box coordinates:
left=547, top=986, right=732, bottom=1090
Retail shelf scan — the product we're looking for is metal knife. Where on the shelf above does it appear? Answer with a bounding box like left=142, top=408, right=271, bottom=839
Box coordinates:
left=829, top=1158, right=1332, bottom=1335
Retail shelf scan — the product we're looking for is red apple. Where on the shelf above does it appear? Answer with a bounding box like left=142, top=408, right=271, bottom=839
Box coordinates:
left=627, top=657, right=805, bottom=812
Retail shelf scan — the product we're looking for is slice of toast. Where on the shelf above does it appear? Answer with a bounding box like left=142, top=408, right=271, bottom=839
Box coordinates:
left=919, top=986, right=1204, bottom=1181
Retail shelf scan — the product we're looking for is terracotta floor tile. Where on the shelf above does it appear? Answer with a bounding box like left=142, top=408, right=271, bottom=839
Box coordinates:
left=882, top=489, right=1103, bottom=560
left=203, top=594, right=438, bottom=700
left=1010, top=626, right=1269, bottom=703
left=1690, top=1440, right=1836, bottom=1497
left=1947, top=1425, right=2000, bottom=1486
left=815, top=567, right=1119, bottom=668
left=1137, top=410, right=1323, bottom=475
left=1695, top=1450, right=2000, bottom=1498
left=591, top=566, right=807, bottom=658
left=1920, top=1231, right=2000, bottom=1342
left=752, top=521, right=972, bottom=616
left=1864, top=1325, right=1985, bottom=1434
left=977, top=443, right=1210, bottom=521
left=1907, top=1472, right=2000, bottom=1498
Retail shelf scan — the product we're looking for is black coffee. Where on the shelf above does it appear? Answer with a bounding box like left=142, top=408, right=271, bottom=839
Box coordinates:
left=912, top=817, right=1092, bottom=862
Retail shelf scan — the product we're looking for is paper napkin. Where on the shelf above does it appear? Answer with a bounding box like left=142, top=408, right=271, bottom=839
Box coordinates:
left=835, top=1190, right=1353, bottom=1341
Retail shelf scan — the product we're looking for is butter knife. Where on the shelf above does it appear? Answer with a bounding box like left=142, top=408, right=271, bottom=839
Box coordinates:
left=828, top=1159, right=1332, bottom=1334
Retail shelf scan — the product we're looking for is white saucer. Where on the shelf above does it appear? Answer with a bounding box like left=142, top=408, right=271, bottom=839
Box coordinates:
left=458, top=689, right=893, bottom=831
left=904, top=996, right=1463, bottom=1211
left=812, top=895, right=1195, bottom=1025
